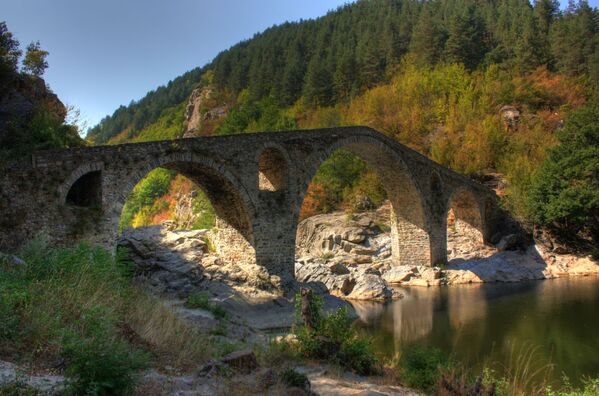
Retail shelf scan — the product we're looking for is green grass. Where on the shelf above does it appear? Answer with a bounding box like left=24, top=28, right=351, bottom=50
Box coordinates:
left=0, top=240, right=213, bottom=395
left=185, top=292, right=227, bottom=319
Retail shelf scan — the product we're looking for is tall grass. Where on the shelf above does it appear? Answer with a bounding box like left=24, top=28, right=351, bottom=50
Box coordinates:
left=0, top=240, right=212, bottom=394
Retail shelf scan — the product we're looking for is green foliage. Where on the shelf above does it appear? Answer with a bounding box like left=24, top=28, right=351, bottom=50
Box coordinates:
left=22, top=41, right=48, bottom=77
left=0, top=106, right=84, bottom=165
left=399, top=346, right=451, bottom=393
left=130, top=103, right=186, bottom=143
left=528, top=104, right=599, bottom=240
left=61, top=307, right=148, bottom=396
left=547, top=377, right=599, bottom=396
left=293, top=292, right=378, bottom=375
left=0, top=383, right=38, bottom=396
left=280, top=367, right=309, bottom=389
left=191, top=191, right=216, bottom=230
left=0, top=21, right=21, bottom=86
left=0, top=242, right=151, bottom=395
left=217, top=94, right=295, bottom=134
left=119, top=168, right=174, bottom=230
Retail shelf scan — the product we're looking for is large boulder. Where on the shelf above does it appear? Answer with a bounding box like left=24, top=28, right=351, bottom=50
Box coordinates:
left=382, top=266, right=416, bottom=284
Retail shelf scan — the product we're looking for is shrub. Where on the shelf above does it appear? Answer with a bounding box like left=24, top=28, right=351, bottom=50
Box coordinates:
left=547, top=376, right=599, bottom=396
left=0, top=241, right=212, bottom=394
left=62, top=322, right=148, bottom=395
left=293, top=291, right=378, bottom=375
left=280, top=367, right=309, bottom=389
left=0, top=382, right=38, bottom=396
left=399, top=346, right=451, bottom=393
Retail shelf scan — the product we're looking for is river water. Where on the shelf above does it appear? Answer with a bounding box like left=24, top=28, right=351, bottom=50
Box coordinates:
left=351, top=276, right=599, bottom=386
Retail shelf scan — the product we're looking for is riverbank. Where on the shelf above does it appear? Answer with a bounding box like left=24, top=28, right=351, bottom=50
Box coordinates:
left=2, top=239, right=598, bottom=395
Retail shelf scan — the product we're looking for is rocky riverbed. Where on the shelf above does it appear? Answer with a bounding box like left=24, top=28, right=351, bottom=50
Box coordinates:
left=118, top=208, right=599, bottom=308
left=294, top=209, right=599, bottom=299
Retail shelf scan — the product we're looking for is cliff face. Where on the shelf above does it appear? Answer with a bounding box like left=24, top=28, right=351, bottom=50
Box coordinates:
left=182, top=85, right=228, bottom=138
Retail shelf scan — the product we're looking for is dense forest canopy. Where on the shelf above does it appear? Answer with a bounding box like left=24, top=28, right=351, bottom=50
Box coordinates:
left=87, top=0, right=599, bottom=145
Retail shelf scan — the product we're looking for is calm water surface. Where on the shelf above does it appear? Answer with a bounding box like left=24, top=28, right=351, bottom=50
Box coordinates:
left=352, top=276, right=599, bottom=386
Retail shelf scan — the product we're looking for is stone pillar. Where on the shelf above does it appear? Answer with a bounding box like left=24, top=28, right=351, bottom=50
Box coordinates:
left=252, top=190, right=297, bottom=283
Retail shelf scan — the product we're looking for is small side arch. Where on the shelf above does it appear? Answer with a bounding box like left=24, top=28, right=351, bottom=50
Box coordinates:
left=59, top=162, right=104, bottom=207
left=446, top=188, right=485, bottom=247
left=256, top=144, right=290, bottom=192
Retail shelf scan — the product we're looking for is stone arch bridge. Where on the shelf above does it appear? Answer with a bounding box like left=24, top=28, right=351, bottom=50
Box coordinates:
left=0, top=127, right=507, bottom=281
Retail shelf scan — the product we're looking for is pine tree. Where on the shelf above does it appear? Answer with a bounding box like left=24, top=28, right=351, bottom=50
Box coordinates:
left=410, top=6, right=446, bottom=66
left=534, top=0, right=560, bottom=36
left=333, top=50, right=358, bottom=101
left=22, top=41, right=49, bottom=77
left=515, top=12, right=546, bottom=71
left=444, top=6, right=488, bottom=70
left=304, top=54, right=333, bottom=107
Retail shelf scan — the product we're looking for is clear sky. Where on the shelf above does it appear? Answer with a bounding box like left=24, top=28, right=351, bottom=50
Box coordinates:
left=3, top=0, right=349, bottom=129
left=3, top=0, right=597, bottom=130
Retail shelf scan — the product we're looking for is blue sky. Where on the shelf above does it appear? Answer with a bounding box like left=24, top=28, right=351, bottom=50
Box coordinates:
left=3, top=0, right=349, bottom=129
left=3, top=0, right=598, bottom=130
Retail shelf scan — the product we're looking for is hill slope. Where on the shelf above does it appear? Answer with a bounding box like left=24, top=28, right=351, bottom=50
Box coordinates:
left=88, top=0, right=599, bottom=245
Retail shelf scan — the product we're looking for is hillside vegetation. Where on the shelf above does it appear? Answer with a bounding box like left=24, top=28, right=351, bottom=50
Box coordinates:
left=88, top=0, right=599, bottom=244
left=0, top=22, right=84, bottom=165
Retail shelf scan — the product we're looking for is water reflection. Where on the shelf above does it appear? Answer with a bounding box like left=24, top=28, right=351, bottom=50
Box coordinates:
left=351, top=277, right=599, bottom=386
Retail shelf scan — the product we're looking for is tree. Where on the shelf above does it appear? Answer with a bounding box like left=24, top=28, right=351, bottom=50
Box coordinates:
left=409, top=6, right=446, bottom=66
left=22, top=41, right=49, bottom=77
left=514, top=12, right=546, bottom=71
left=0, top=21, right=21, bottom=86
left=444, top=6, right=488, bottom=70
left=528, top=105, right=599, bottom=241
left=534, top=0, right=560, bottom=36
left=333, top=50, right=357, bottom=101
left=304, top=54, right=333, bottom=107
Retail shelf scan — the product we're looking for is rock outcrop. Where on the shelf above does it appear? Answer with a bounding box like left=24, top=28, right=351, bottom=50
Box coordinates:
left=182, top=85, right=228, bottom=137
left=295, top=209, right=599, bottom=290
left=118, top=225, right=352, bottom=331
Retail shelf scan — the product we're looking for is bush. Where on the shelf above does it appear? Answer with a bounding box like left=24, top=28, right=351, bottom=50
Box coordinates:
left=399, top=346, right=451, bottom=393
left=61, top=309, right=148, bottom=395
left=280, top=367, right=309, bottom=389
left=293, top=291, right=378, bottom=375
left=0, top=382, right=38, bottom=396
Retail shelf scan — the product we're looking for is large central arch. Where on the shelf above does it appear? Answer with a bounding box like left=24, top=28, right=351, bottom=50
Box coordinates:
left=109, top=154, right=257, bottom=265
left=295, top=135, right=432, bottom=267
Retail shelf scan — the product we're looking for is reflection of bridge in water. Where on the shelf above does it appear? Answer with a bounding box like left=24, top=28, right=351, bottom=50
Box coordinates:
left=0, top=126, right=507, bottom=280
left=351, top=277, right=599, bottom=378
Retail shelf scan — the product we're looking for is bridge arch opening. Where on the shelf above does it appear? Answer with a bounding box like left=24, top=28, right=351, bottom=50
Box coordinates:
left=258, top=147, right=288, bottom=191
left=66, top=170, right=102, bottom=207
left=116, top=160, right=256, bottom=266
left=446, top=188, right=485, bottom=260
left=295, top=138, right=431, bottom=270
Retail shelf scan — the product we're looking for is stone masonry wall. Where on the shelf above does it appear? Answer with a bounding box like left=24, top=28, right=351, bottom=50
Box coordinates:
left=0, top=127, right=503, bottom=279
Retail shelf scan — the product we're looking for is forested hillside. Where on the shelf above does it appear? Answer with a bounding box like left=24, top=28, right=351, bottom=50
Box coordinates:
left=88, top=0, right=599, bottom=245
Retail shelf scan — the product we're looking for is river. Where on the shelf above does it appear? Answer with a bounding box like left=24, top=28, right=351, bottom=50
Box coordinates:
left=351, top=276, right=599, bottom=386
